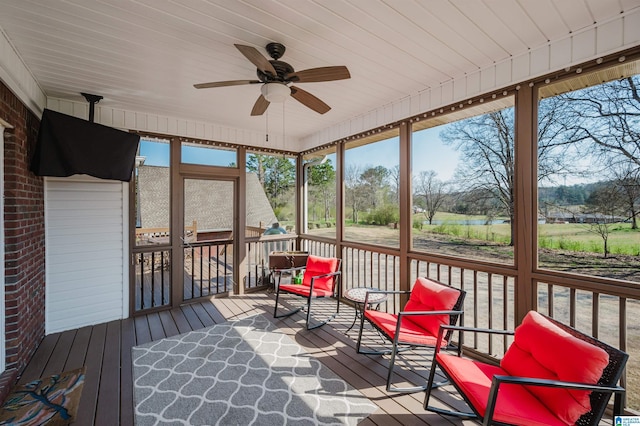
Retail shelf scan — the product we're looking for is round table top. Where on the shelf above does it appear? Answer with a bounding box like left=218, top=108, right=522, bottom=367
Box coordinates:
left=344, top=287, right=387, bottom=304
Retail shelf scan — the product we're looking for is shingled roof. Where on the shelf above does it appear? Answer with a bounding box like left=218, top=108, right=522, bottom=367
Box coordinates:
left=138, top=165, right=276, bottom=231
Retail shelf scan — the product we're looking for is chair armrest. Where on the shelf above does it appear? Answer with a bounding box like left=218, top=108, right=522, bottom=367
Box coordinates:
left=485, top=375, right=626, bottom=424
left=363, top=290, right=410, bottom=306
left=309, top=270, right=341, bottom=280
left=398, top=310, right=463, bottom=317
left=492, top=375, right=625, bottom=392
left=439, top=324, right=515, bottom=335
left=394, top=310, right=464, bottom=345
left=365, top=290, right=410, bottom=295
left=434, top=325, right=514, bottom=356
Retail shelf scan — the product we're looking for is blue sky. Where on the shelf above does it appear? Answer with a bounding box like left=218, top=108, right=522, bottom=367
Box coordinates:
left=139, top=141, right=237, bottom=167
left=342, top=125, right=460, bottom=181
left=139, top=125, right=460, bottom=181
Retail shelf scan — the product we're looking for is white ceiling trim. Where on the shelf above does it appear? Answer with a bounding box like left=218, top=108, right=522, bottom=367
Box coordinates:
left=300, top=8, right=640, bottom=150
left=2, top=3, right=640, bottom=153
left=46, top=97, right=296, bottom=151
left=0, top=27, right=46, bottom=116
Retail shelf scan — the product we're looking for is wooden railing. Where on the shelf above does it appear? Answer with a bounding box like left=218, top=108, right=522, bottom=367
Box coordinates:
left=132, top=250, right=171, bottom=311
left=299, top=235, right=639, bottom=412
left=183, top=239, right=233, bottom=301
left=244, top=234, right=298, bottom=292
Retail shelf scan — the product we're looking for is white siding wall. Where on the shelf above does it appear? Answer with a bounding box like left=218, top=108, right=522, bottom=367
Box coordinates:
left=45, top=177, right=128, bottom=334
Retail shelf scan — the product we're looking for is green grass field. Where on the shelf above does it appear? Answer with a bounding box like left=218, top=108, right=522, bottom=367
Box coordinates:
left=538, top=222, right=640, bottom=255
left=414, top=212, right=640, bottom=255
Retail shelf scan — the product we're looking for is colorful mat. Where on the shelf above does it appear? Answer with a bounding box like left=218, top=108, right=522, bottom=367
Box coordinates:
left=0, top=367, right=85, bottom=425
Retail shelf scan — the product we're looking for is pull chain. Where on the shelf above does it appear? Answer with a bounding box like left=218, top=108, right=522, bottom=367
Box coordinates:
left=265, top=109, right=269, bottom=142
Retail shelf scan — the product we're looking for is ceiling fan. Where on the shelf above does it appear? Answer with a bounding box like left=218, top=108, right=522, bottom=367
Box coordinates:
left=194, top=42, right=350, bottom=116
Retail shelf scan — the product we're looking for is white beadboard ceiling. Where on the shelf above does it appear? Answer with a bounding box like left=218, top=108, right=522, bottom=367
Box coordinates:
left=0, top=0, right=639, bottom=148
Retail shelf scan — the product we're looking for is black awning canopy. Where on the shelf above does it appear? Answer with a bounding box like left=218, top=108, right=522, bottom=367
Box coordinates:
left=31, top=109, right=140, bottom=182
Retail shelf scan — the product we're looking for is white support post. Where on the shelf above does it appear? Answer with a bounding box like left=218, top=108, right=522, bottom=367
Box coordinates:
left=0, top=118, right=14, bottom=373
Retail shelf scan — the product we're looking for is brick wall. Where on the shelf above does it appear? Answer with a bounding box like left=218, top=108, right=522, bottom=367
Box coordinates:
left=0, top=81, right=45, bottom=402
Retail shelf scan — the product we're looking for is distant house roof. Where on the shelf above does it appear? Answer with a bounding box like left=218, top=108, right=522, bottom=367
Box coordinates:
left=545, top=212, right=626, bottom=223
left=138, top=165, right=276, bottom=231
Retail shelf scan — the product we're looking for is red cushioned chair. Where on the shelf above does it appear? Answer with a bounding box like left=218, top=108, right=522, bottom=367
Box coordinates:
left=356, top=277, right=465, bottom=393
left=424, top=311, right=628, bottom=426
left=273, top=255, right=341, bottom=330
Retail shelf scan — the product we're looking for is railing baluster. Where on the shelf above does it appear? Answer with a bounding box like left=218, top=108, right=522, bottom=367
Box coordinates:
left=369, top=251, right=374, bottom=288
left=592, top=292, right=600, bottom=339
left=224, top=242, right=229, bottom=293
left=460, top=268, right=465, bottom=327
left=188, top=246, right=192, bottom=298
left=488, top=272, right=493, bottom=355
left=151, top=252, right=156, bottom=307
left=503, top=275, right=508, bottom=352
left=570, top=288, right=576, bottom=327
left=161, top=251, right=166, bottom=305
left=139, top=253, right=145, bottom=310
left=473, top=270, right=478, bottom=348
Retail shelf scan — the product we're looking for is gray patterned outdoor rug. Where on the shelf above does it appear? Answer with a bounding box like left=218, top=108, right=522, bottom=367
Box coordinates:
left=132, top=314, right=376, bottom=425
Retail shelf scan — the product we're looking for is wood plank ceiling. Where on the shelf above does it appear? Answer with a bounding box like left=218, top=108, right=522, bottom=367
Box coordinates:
left=0, top=0, right=637, bottom=145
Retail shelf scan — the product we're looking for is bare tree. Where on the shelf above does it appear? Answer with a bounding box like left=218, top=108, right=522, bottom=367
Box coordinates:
left=584, top=184, right=625, bottom=257
left=414, top=170, right=447, bottom=224
left=345, top=164, right=365, bottom=223
left=441, top=110, right=516, bottom=242
left=360, top=165, right=390, bottom=210
left=308, top=160, right=336, bottom=223
left=559, top=76, right=640, bottom=169
left=555, top=75, right=640, bottom=231
left=389, top=165, right=400, bottom=203
left=441, top=101, right=580, bottom=245
left=247, top=154, right=295, bottom=209
left=612, top=166, right=640, bottom=229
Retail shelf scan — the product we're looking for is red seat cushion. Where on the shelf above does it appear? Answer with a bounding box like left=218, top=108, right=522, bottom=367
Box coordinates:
left=402, top=277, right=461, bottom=336
left=279, top=283, right=333, bottom=298
left=364, top=310, right=440, bottom=346
left=437, top=353, right=568, bottom=426
left=363, top=277, right=460, bottom=346
left=301, top=255, right=340, bottom=293
left=500, top=311, right=610, bottom=425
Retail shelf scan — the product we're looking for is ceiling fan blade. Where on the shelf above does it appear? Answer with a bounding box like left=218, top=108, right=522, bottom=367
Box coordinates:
left=234, top=44, right=277, bottom=76
left=290, top=86, right=331, bottom=114
left=286, top=66, right=350, bottom=83
left=194, top=80, right=260, bottom=89
left=251, top=94, right=270, bottom=116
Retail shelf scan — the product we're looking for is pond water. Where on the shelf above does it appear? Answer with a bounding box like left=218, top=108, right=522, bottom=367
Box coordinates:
left=425, top=219, right=507, bottom=225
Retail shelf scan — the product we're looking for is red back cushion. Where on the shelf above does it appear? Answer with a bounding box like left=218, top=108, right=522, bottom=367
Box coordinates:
left=500, top=311, right=609, bottom=425
left=402, top=277, right=461, bottom=336
left=302, top=255, right=340, bottom=292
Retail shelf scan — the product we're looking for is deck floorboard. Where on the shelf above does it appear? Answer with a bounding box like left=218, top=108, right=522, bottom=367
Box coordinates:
left=14, top=292, right=614, bottom=425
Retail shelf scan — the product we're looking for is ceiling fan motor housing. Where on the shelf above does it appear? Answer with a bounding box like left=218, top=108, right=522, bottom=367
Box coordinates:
left=257, top=60, right=294, bottom=82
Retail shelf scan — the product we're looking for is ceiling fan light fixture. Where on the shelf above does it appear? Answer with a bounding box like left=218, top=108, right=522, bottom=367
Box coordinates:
left=261, top=83, right=290, bottom=103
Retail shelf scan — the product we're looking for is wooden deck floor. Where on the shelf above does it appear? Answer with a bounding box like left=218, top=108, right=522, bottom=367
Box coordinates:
left=17, top=292, right=614, bottom=425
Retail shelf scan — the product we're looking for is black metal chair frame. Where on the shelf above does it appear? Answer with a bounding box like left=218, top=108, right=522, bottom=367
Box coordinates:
left=356, top=287, right=465, bottom=393
left=273, top=258, right=342, bottom=330
left=424, top=315, right=629, bottom=426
